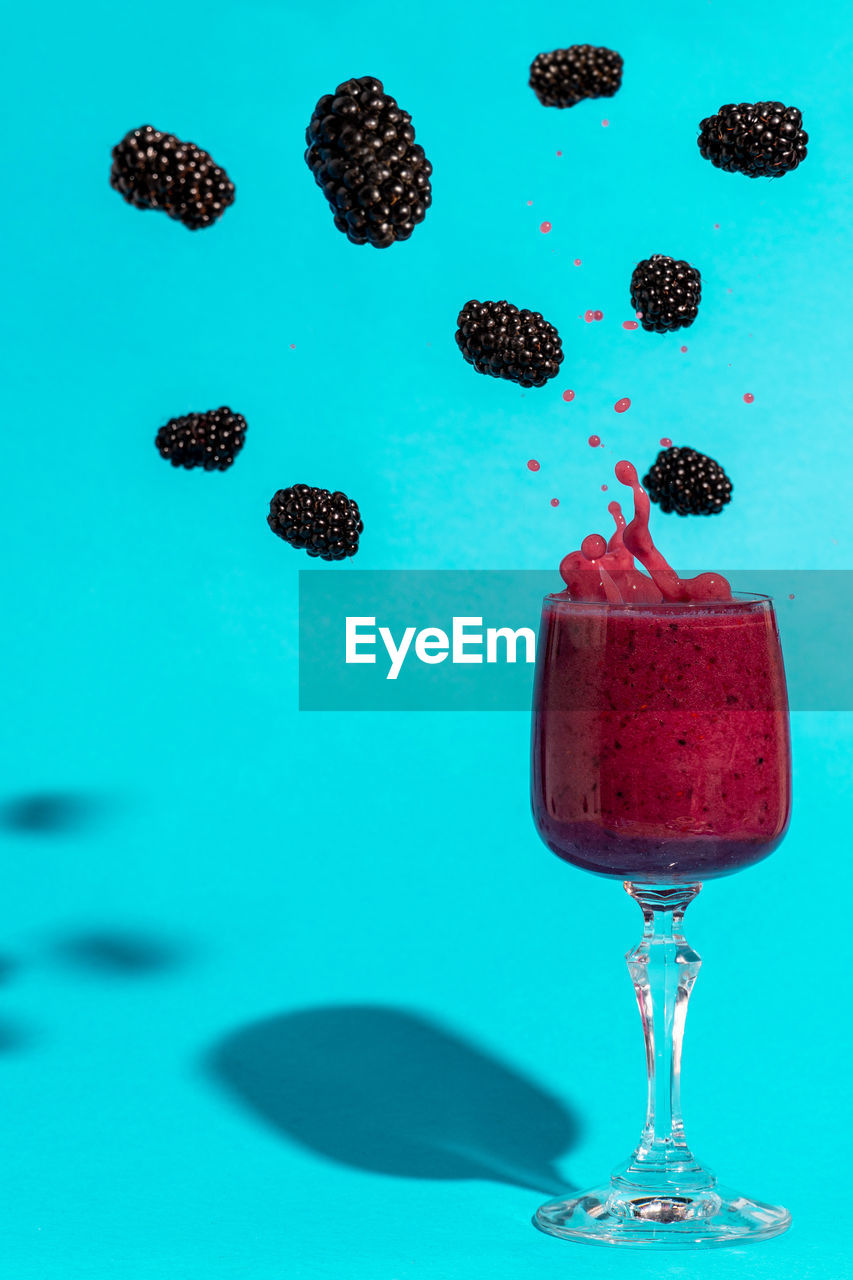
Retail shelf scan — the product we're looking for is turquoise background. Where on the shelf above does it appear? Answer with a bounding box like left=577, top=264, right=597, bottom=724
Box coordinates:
left=3, top=0, right=853, bottom=1276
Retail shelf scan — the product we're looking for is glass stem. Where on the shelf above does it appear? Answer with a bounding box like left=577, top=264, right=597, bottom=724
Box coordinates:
left=613, top=882, right=712, bottom=1195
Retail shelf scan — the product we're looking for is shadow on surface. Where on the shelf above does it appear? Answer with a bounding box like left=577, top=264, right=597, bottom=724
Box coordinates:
left=52, top=929, right=188, bottom=977
left=0, top=1019, right=35, bottom=1052
left=205, top=1004, right=579, bottom=1192
left=1, top=791, right=108, bottom=835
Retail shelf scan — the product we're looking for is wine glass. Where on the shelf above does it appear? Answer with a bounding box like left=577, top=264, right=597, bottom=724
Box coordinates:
left=530, top=590, right=792, bottom=1247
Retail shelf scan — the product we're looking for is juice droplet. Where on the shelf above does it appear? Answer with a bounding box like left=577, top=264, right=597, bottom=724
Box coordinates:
left=680, top=345, right=688, bottom=353
left=562, top=389, right=575, bottom=403
left=788, top=593, right=795, bottom=600
left=550, top=498, right=560, bottom=507
left=714, top=222, right=720, bottom=229
left=614, top=397, right=631, bottom=413
left=540, top=221, right=552, bottom=233
left=659, top=437, right=672, bottom=447
left=593, top=310, right=603, bottom=321
left=623, top=320, right=638, bottom=330
left=574, top=258, right=582, bottom=266
left=584, top=310, right=595, bottom=322
left=289, top=343, right=296, bottom=349
left=601, top=119, right=609, bottom=127
left=588, top=435, right=601, bottom=448
left=635, top=311, right=643, bottom=320
left=527, top=200, right=533, bottom=206
left=582, top=534, right=608, bottom=560
left=556, top=150, right=562, bottom=156
left=527, top=459, right=540, bottom=471
left=601, top=484, right=608, bottom=491
left=743, top=392, right=755, bottom=404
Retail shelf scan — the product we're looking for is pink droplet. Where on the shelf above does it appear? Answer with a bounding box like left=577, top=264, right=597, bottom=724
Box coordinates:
left=556, top=150, right=562, bottom=157
left=636, top=311, right=643, bottom=320
left=540, top=221, right=552, bottom=234
left=550, top=498, right=560, bottom=507
left=588, top=435, right=601, bottom=448
left=614, top=397, right=631, bottom=414
left=601, top=484, right=608, bottom=491
left=593, top=310, right=603, bottom=321
left=743, top=392, right=755, bottom=404
left=714, top=222, right=720, bottom=229
left=788, top=593, right=795, bottom=600
left=680, top=345, right=688, bottom=353
left=623, top=320, right=638, bottom=330
left=562, top=389, right=575, bottom=403
left=573, top=258, right=582, bottom=267
left=289, top=343, right=296, bottom=349
left=660, top=437, right=672, bottom=447
left=601, top=119, right=609, bottom=127
left=582, top=534, right=608, bottom=560
left=727, top=288, right=733, bottom=294
left=584, top=310, right=595, bottom=323
left=527, top=459, right=540, bottom=472
left=527, top=200, right=533, bottom=206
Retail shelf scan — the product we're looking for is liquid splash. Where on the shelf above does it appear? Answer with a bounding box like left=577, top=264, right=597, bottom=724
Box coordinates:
left=559, top=461, right=731, bottom=603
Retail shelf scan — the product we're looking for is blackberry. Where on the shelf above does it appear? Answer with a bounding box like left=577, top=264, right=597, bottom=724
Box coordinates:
left=455, top=300, right=564, bottom=388
left=155, top=407, right=247, bottom=471
left=110, top=125, right=235, bottom=230
left=643, top=447, right=732, bottom=516
left=305, top=76, right=432, bottom=249
left=630, top=255, right=701, bottom=334
left=268, top=485, right=363, bottom=560
left=529, top=45, right=623, bottom=109
left=698, top=102, right=807, bottom=178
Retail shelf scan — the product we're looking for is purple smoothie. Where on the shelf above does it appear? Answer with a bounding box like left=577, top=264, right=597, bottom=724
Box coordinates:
left=531, top=460, right=791, bottom=881
left=531, top=595, right=791, bottom=880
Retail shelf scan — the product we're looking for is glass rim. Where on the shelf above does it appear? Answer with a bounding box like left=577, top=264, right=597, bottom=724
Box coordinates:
left=542, top=589, right=774, bottom=612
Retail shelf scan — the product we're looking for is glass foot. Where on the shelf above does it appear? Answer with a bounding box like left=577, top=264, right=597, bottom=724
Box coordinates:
left=534, top=1180, right=791, bottom=1249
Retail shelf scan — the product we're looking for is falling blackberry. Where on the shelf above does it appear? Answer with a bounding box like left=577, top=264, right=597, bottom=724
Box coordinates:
left=455, top=300, right=564, bottom=388
left=268, top=485, right=363, bottom=560
left=305, top=76, right=432, bottom=249
left=529, top=45, right=623, bottom=108
left=110, top=126, right=235, bottom=230
left=155, top=407, right=247, bottom=471
left=698, top=102, right=807, bottom=178
left=643, top=447, right=732, bottom=516
left=630, top=256, right=702, bottom=334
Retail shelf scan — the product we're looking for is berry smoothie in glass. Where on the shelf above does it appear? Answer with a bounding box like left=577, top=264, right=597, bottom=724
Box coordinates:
left=530, top=461, right=792, bottom=1248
